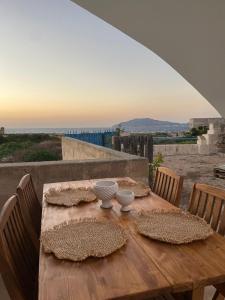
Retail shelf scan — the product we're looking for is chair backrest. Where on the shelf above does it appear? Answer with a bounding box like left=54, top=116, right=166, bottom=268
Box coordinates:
left=153, top=167, right=183, bottom=207
left=188, top=183, right=225, bottom=235
left=17, top=174, right=41, bottom=238
left=0, top=195, right=39, bottom=300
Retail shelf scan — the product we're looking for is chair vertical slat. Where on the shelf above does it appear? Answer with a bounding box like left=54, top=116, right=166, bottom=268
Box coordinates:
left=211, top=198, right=223, bottom=231
left=159, top=173, right=166, bottom=197
left=164, top=175, right=171, bottom=200
left=157, top=172, right=163, bottom=195
left=153, top=167, right=183, bottom=207
left=153, top=168, right=159, bottom=193
left=196, top=191, right=208, bottom=217
left=204, top=195, right=215, bottom=223
left=167, top=178, right=174, bottom=203
left=169, top=179, right=177, bottom=206
left=162, top=174, right=168, bottom=197
left=17, top=174, right=41, bottom=247
left=12, top=206, right=35, bottom=275
left=0, top=195, right=39, bottom=300
left=189, top=189, right=201, bottom=215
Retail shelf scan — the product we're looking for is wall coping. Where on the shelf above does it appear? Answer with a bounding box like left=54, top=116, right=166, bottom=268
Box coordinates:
left=0, top=157, right=147, bottom=169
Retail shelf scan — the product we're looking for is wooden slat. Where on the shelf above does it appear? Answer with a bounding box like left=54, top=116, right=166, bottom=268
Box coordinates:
left=17, top=174, right=41, bottom=240
left=0, top=195, right=39, bottom=300
left=211, top=198, right=223, bottom=231
left=204, top=195, right=215, bottom=223
left=197, top=192, right=208, bottom=218
left=153, top=167, right=183, bottom=207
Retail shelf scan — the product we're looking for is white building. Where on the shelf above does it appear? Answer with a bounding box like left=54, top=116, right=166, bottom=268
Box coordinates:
left=189, top=118, right=225, bottom=129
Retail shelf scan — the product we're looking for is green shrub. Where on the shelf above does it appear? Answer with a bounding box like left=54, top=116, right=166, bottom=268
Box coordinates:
left=23, top=149, right=59, bottom=162
left=0, top=141, right=33, bottom=159
left=149, top=152, right=164, bottom=187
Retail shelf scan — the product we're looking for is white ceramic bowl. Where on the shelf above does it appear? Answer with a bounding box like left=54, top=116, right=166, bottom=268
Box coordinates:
left=116, top=190, right=134, bottom=212
left=93, top=180, right=118, bottom=209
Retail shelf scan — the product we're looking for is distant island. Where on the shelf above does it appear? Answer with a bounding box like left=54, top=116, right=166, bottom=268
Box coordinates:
left=113, top=118, right=188, bottom=133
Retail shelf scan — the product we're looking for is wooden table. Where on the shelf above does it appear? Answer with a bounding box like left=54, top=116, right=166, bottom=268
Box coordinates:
left=39, top=178, right=225, bottom=300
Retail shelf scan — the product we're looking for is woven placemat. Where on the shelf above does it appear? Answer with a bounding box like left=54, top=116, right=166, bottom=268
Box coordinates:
left=117, top=180, right=150, bottom=198
left=41, top=218, right=128, bottom=261
left=45, top=187, right=97, bottom=207
left=136, top=210, right=213, bottom=244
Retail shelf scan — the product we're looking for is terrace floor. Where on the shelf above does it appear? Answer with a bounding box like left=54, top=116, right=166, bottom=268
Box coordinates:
left=162, top=153, right=225, bottom=208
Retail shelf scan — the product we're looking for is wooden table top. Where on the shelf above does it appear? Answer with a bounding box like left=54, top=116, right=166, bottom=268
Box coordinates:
left=39, top=178, right=225, bottom=300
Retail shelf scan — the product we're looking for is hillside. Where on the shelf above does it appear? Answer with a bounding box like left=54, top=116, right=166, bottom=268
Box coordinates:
left=114, top=118, right=188, bottom=132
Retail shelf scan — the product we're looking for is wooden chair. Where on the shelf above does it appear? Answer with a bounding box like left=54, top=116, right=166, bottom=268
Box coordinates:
left=17, top=174, right=41, bottom=238
left=0, top=195, right=39, bottom=300
left=188, top=183, right=225, bottom=235
left=153, top=167, right=183, bottom=207
left=188, top=183, right=225, bottom=299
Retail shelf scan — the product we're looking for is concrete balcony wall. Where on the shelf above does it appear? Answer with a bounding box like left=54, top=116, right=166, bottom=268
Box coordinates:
left=62, top=136, right=137, bottom=160
left=0, top=138, right=148, bottom=209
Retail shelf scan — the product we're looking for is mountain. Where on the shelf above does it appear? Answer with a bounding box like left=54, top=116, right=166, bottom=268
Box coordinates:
left=113, top=118, right=188, bottom=133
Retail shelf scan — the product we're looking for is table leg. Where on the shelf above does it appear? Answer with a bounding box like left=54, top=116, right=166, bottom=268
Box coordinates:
left=173, top=288, right=204, bottom=300
left=190, top=287, right=204, bottom=300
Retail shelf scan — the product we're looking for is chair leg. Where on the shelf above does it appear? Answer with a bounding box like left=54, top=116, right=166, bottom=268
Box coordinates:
left=212, top=290, right=224, bottom=300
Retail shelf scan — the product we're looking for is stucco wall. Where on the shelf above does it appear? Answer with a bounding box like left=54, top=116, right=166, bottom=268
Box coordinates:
left=0, top=157, right=148, bottom=210
left=62, top=136, right=135, bottom=160
left=154, top=144, right=198, bottom=156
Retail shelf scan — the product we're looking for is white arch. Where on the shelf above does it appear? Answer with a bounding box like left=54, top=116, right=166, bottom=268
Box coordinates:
left=71, top=0, right=225, bottom=116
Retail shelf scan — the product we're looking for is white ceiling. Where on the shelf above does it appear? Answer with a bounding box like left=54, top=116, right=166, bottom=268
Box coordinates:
left=71, top=0, right=225, bottom=117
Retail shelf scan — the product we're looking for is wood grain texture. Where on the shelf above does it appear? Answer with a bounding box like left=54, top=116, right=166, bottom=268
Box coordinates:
left=17, top=174, right=41, bottom=240
left=188, top=183, right=225, bottom=235
left=39, top=178, right=225, bottom=300
left=0, top=195, right=39, bottom=300
left=188, top=183, right=225, bottom=299
left=153, top=167, right=183, bottom=207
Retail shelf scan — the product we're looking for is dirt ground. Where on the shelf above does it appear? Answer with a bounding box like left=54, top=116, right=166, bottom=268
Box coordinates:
left=162, top=153, right=225, bottom=208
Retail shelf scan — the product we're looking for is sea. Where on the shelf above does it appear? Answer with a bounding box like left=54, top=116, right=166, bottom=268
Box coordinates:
left=5, top=128, right=114, bottom=134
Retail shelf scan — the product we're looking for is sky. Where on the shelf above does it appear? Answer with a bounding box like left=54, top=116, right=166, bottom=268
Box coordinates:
left=0, top=0, right=220, bottom=128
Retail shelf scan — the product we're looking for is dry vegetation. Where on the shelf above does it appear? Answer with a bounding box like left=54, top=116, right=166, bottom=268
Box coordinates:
left=0, top=134, right=62, bottom=163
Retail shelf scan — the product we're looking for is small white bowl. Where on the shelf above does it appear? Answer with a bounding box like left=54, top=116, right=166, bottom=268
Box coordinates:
left=93, top=180, right=118, bottom=209
left=116, top=190, right=134, bottom=212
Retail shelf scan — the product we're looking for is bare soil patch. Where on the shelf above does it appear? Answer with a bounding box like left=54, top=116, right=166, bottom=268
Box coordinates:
left=162, top=153, right=225, bottom=208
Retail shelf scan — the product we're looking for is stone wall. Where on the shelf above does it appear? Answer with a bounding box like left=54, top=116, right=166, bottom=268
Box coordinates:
left=154, top=144, right=198, bottom=156
left=0, top=153, right=148, bottom=210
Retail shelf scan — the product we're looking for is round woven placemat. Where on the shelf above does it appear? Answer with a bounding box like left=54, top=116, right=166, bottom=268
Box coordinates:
left=41, top=218, right=128, bottom=261
left=45, top=187, right=97, bottom=207
left=136, top=210, right=213, bottom=244
left=117, top=180, right=150, bottom=198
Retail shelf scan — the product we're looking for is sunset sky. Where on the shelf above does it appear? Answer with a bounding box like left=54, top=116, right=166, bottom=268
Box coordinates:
left=0, top=0, right=220, bottom=128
